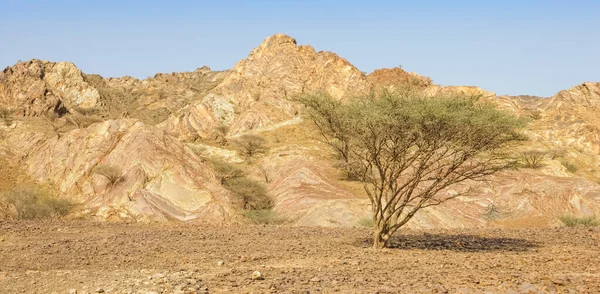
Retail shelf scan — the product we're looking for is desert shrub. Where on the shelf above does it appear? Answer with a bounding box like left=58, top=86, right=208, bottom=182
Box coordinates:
left=225, top=177, right=272, bottom=210
left=211, top=124, right=229, bottom=145
left=232, top=134, right=268, bottom=163
left=560, top=159, right=578, bottom=173
left=66, top=114, right=103, bottom=128
left=521, top=150, right=546, bottom=169
left=209, top=159, right=246, bottom=184
left=93, top=164, right=124, bottom=187
left=73, top=106, right=100, bottom=116
left=559, top=215, right=598, bottom=227
left=357, top=217, right=374, bottom=228
left=243, top=209, right=287, bottom=225
left=529, top=110, right=542, bottom=120
left=0, top=186, right=75, bottom=219
left=0, top=107, right=11, bottom=118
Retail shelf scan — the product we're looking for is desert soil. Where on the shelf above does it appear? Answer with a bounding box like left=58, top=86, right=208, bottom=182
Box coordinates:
left=0, top=221, right=598, bottom=293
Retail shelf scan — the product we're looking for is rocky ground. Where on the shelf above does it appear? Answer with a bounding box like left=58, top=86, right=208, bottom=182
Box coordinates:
left=0, top=221, right=599, bottom=293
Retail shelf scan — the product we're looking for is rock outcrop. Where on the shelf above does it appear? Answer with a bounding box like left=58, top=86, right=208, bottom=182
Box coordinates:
left=0, top=59, right=99, bottom=116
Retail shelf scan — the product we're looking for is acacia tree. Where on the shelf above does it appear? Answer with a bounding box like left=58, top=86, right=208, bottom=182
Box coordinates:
left=232, top=134, right=268, bottom=163
left=301, top=89, right=525, bottom=249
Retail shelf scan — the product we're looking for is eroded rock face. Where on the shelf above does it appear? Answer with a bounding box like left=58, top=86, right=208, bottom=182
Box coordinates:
left=165, top=34, right=373, bottom=139
left=16, top=119, right=232, bottom=222
left=0, top=59, right=99, bottom=116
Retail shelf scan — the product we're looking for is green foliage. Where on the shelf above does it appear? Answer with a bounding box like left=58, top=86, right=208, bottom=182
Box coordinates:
left=232, top=134, right=268, bottom=163
left=225, top=177, right=272, bottom=210
left=93, top=164, right=124, bottom=187
left=560, top=159, right=578, bottom=173
left=209, top=159, right=246, bottom=184
left=243, top=209, right=287, bottom=225
left=357, top=217, right=374, bottom=228
left=210, top=158, right=273, bottom=210
left=521, top=150, right=546, bottom=169
left=0, top=186, right=76, bottom=219
left=559, top=215, right=598, bottom=227
left=300, top=87, right=526, bottom=248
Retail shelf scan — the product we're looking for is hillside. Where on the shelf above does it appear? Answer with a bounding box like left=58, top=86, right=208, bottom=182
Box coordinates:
left=1, top=34, right=599, bottom=228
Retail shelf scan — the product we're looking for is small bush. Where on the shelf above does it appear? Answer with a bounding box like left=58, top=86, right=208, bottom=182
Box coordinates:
left=529, top=110, right=542, bottom=120
left=211, top=124, right=229, bottom=145
left=243, top=209, right=287, bottom=225
left=209, top=159, right=246, bottom=184
left=0, top=186, right=75, bottom=219
left=560, top=159, right=578, bottom=173
left=521, top=150, right=546, bottom=169
left=73, top=106, right=100, bottom=116
left=559, top=215, right=598, bottom=227
left=0, top=107, right=11, bottom=118
left=93, top=164, right=124, bottom=187
left=357, top=217, right=374, bottom=228
left=66, top=114, right=103, bottom=128
left=232, top=134, right=268, bottom=163
left=225, top=177, right=272, bottom=210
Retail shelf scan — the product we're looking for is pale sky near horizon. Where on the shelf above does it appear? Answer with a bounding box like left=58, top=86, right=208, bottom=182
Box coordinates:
left=1, top=0, right=598, bottom=97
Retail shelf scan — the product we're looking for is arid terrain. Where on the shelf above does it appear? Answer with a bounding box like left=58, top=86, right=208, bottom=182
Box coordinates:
left=1, top=33, right=600, bottom=293
left=0, top=221, right=599, bottom=293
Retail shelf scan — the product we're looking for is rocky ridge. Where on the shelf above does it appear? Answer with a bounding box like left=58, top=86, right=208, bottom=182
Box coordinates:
left=1, top=34, right=599, bottom=227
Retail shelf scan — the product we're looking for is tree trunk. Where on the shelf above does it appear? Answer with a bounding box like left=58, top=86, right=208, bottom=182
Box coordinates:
left=372, top=226, right=390, bottom=249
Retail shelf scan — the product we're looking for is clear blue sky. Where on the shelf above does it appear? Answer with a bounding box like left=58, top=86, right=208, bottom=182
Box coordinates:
left=1, top=0, right=598, bottom=97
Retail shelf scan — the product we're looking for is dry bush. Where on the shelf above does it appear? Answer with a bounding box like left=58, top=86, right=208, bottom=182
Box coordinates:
left=211, top=124, right=229, bottom=145
left=258, top=164, right=272, bottom=183
left=73, top=106, right=100, bottom=116
left=521, top=150, right=546, bottom=169
left=232, top=134, right=268, bottom=163
left=0, top=107, right=11, bottom=118
left=93, top=164, right=124, bottom=187
left=66, top=114, right=103, bottom=128
left=0, top=107, right=13, bottom=126
left=242, top=209, right=287, bottom=225
left=0, top=186, right=76, bottom=219
left=560, top=159, right=578, bottom=173
left=560, top=215, right=598, bottom=227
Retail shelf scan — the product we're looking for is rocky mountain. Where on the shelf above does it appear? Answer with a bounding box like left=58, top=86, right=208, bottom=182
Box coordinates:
left=1, top=34, right=599, bottom=228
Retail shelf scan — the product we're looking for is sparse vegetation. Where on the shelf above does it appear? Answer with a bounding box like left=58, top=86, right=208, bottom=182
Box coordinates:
left=232, top=134, right=268, bottom=163
left=529, top=110, right=542, bottom=120
left=560, top=159, right=578, bottom=173
left=559, top=214, right=598, bottom=227
left=301, top=87, right=525, bottom=248
left=73, top=106, right=100, bottom=116
left=210, top=158, right=273, bottom=210
left=357, top=217, right=374, bottom=228
left=225, top=177, right=272, bottom=210
left=65, top=114, right=103, bottom=128
left=0, top=186, right=76, bottom=219
left=258, top=164, right=272, bottom=183
left=521, top=150, right=546, bottom=169
left=211, top=124, right=229, bottom=145
left=243, top=209, right=287, bottom=225
left=93, top=164, right=124, bottom=187
left=209, top=159, right=246, bottom=184
left=0, top=107, right=11, bottom=119
left=0, top=107, right=13, bottom=126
